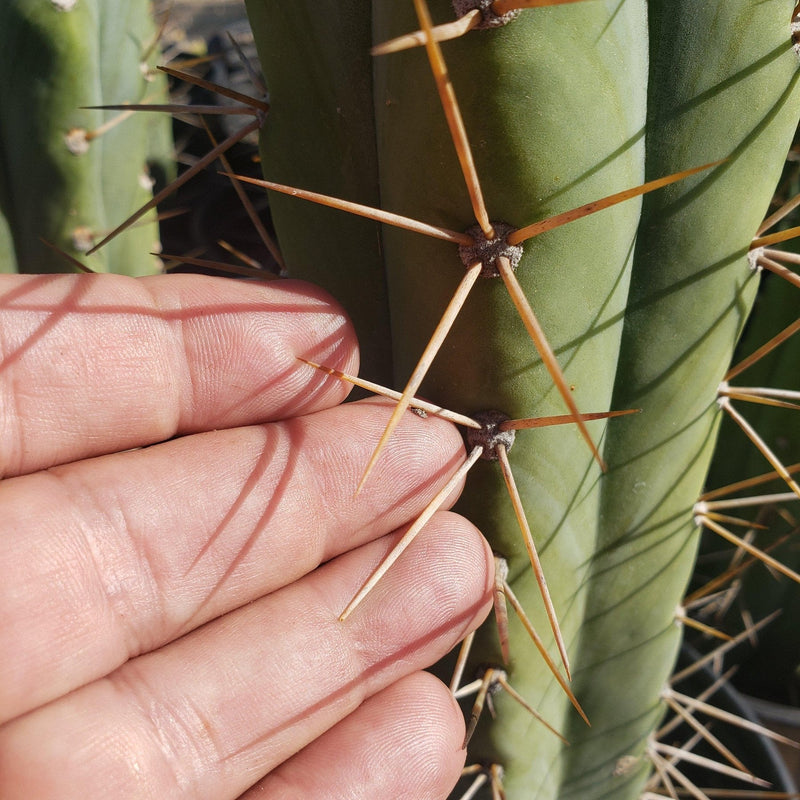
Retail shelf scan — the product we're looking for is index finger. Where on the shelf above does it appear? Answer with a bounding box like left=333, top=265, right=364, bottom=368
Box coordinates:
left=0, top=273, right=358, bottom=478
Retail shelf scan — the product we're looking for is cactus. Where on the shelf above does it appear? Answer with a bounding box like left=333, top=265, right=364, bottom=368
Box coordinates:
left=699, top=247, right=800, bottom=708
left=0, top=0, right=172, bottom=275
left=1, top=0, right=797, bottom=795
left=242, top=1, right=800, bottom=797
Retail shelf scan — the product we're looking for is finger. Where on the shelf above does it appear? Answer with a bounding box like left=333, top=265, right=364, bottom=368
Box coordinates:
left=0, top=273, right=357, bottom=478
left=0, top=513, right=493, bottom=800
left=1, top=400, right=466, bottom=721
left=240, top=672, right=467, bottom=800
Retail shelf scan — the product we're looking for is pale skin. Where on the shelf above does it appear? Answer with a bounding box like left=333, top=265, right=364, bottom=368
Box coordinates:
left=0, top=272, right=494, bottom=799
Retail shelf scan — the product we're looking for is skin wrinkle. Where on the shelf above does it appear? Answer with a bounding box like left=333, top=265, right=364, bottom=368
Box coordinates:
left=58, top=464, right=168, bottom=660
left=0, top=484, right=101, bottom=708
left=109, top=666, right=209, bottom=797
left=184, top=426, right=279, bottom=574
left=0, top=276, right=180, bottom=474
left=163, top=427, right=293, bottom=632
left=139, top=275, right=206, bottom=436
left=175, top=297, right=271, bottom=429
left=0, top=277, right=91, bottom=376
left=0, top=292, right=19, bottom=470
left=284, top=416, right=371, bottom=567
left=101, top=282, right=186, bottom=438
left=71, top=699, right=167, bottom=800
left=0, top=344, right=25, bottom=478
left=0, top=468, right=132, bottom=702
left=0, top=277, right=92, bottom=476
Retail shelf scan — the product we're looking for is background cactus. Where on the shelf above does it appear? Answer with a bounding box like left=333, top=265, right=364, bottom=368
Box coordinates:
left=244, top=0, right=800, bottom=797
left=0, top=0, right=172, bottom=275
left=699, top=245, right=800, bottom=709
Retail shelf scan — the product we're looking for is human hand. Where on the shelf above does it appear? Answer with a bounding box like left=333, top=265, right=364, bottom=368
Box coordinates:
left=0, top=273, right=493, bottom=799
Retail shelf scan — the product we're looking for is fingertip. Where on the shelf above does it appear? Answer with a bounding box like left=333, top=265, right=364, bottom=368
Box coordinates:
left=335, top=510, right=494, bottom=668
left=200, top=276, right=361, bottom=420
left=371, top=671, right=471, bottom=796
left=274, top=278, right=361, bottom=382
left=344, top=396, right=469, bottom=512
left=416, top=511, right=495, bottom=632
left=241, top=671, right=469, bottom=800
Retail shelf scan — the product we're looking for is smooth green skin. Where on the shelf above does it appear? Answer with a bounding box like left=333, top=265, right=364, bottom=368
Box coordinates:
left=247, top=0, right=800, bottom=797
left=0, top=0, right=171, bottom=275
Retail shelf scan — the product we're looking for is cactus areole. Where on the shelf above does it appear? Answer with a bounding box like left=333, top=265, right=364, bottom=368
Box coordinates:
left=459, top=222, right=524, bottom=277
left=466, top=410, right=516, bottom=460
left=453, top=0, right=521, bottom=28
left=245, top=0, right=800, bottom=797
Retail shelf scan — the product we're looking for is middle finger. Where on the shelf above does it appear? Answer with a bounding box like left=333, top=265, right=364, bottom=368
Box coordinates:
left=0, top=400, right=466, bottom=721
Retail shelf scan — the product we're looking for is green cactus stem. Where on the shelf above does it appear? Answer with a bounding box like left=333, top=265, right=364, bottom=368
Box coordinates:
left=245, top=1, right=800, bottom=797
